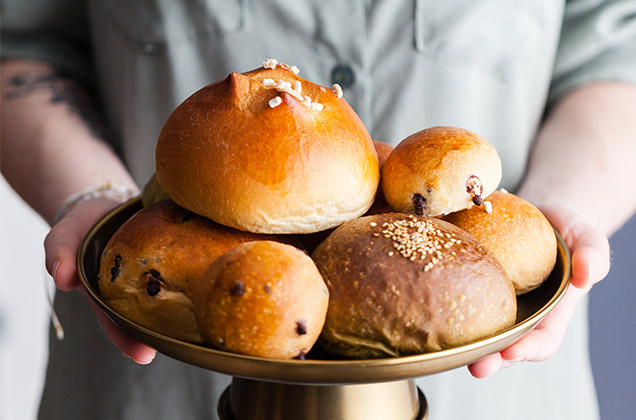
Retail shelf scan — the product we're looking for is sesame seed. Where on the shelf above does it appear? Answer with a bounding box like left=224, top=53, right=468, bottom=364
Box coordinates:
left=370, top=221, right=377, bottom=227
left=311, top=103, right=324, bottom=112
left=262, top=78, right=275, bottom=86
left=484, top=201, right=493, bottom=213
left=268, top=96, right=283, bottom=108
left=377, top=217, right=460, bottom=269
left=291, top=65, right=300, bottom=74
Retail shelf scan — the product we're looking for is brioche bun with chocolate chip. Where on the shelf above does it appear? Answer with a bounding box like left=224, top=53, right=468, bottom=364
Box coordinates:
left=381, top=126, right=502, bottom=217
left=312, top=213, right=516, bottom=358
left=443, top=190, right=557, bottom=295
left=155, top=61, right=379, bottom=234
left=194, top=241, right=329, bottom=359
left=98, top=200, right=282, bottom=343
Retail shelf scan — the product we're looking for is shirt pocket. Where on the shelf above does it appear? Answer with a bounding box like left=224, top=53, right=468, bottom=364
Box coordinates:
left=101, top=0, right=247, bottom=55
left=414, top=0, right=556, bottom=80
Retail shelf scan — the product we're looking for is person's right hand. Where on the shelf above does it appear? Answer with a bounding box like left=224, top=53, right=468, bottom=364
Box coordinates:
left=44, top=197, right=157, bottom=364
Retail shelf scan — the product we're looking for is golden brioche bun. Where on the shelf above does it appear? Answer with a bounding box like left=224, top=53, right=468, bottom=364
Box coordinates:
left=301, top=140, right=395, bottom=253
left=98, top=200, right=281, bottom=343
left=312, top=213, right=516, bottom=358
left=194, top=241, right=329, bottom=359
left=381, top=126, right=502, bottom=217
left=155, top=61, right=379, bottom=234
left=443, top=190, right=557, bottom=295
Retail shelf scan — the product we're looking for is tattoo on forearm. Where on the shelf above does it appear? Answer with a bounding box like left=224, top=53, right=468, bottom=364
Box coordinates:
left=4, top=70, right=110, bottom=141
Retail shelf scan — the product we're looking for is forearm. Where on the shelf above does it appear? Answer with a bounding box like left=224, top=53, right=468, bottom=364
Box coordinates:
left=518, top=82, right=636, bottom=237
left=0, top=59, right=138, bottom=225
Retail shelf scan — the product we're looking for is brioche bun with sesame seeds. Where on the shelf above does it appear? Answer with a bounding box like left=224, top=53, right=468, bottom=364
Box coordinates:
left=194, top=241, right=329, bottom=359
left=311, top=212, right=516, bottom=358
left=155, top=60, right=379, bottom=234
left=381, top=126, right=502, bottom=217
left=98, top=200, right=286, bottom=344
left=443, top=190, right=557, bottom=295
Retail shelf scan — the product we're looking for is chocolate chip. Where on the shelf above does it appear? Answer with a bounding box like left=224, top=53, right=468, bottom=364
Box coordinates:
left=413, top=193, right=426, bottom=215
left=114, top=254, right=122, bottom=265
left=148, top=269, right=164, bottom=281
left=472, top=195, right=483, bottom=206
left=146, top=278, right=161, bottom=296
left=296, top=320, right=307, bottom=335
left=230, top=281, right=245, bottom=297
left=294, top=350, right=307, bottom=360
left=263, top=285, right=272, bottom=295
left=110, top=266, right=120, bottom=282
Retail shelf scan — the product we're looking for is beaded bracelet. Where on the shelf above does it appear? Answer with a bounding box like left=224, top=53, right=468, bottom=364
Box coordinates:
left=53, top=182, right=138, bottom=224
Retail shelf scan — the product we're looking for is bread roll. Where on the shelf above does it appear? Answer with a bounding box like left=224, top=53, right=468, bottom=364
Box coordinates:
left=194, top=241, right=329, bottom=359
left=98, top=200, right=281, bottom=343
left=381, top=126, right=502, bottom=217
left=443, top=190, right=557, bottom=294
left=155, top=59, right=379, bottom=234
left=301, top=140, right=395, bottom=254
left=312, top=213, right=516, bottom=358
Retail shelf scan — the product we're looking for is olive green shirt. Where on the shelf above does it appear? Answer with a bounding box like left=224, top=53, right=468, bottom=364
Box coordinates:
left=3, top=1, right=635, bottom=419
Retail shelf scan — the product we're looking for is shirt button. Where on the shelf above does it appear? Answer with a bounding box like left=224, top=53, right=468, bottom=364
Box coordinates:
left=331, top=65, right=355, bottom=89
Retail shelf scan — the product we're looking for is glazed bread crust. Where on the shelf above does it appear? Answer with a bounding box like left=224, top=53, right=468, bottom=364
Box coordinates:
left=444, top=190, right=557, bottom=295
left=194, top=241, right=329, bottom=359
left=156, top=66, right=379, bottom=234
left=381, top=126, right=502, bottom=217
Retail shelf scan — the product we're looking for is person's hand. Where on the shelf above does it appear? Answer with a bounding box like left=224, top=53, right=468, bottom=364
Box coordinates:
left=44, top=197, right=157, bottom=364
left=467, top=205, right=610, bottom=378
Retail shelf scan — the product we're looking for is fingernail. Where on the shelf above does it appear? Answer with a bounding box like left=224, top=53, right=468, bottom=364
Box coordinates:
left=52, top=260, right=60, bottom=282
left=502, top=357, right=524, bottom=369
left=126, top=353, right=154, bottom=365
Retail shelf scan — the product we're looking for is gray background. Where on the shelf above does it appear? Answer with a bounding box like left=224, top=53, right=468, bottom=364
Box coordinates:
left=589, top=212, right=636, bottom=420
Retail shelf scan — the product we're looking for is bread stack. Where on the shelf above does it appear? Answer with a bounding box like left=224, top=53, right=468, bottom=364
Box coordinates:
left=99, top=59, right=557, bottom=360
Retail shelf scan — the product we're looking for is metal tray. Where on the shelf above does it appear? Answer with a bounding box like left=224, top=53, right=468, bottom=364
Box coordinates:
left=78, top=198, right=570, bottom=385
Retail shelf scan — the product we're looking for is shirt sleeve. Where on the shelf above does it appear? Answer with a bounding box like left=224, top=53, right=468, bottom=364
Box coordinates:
left=549, top=0, right=636, bottom=105
left=0, top=0, right=93, bottom=84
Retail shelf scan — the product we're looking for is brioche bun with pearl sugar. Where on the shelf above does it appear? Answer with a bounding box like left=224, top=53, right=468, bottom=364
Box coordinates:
left=155, top=59, right=379, bottom=234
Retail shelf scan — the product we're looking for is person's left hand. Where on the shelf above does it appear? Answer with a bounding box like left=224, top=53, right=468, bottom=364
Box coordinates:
left=467, top=205, right=610, bottom=378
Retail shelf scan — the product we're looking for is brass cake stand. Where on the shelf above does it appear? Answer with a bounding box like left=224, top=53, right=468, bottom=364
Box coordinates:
left=78, top=199, right=571, bottom=420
